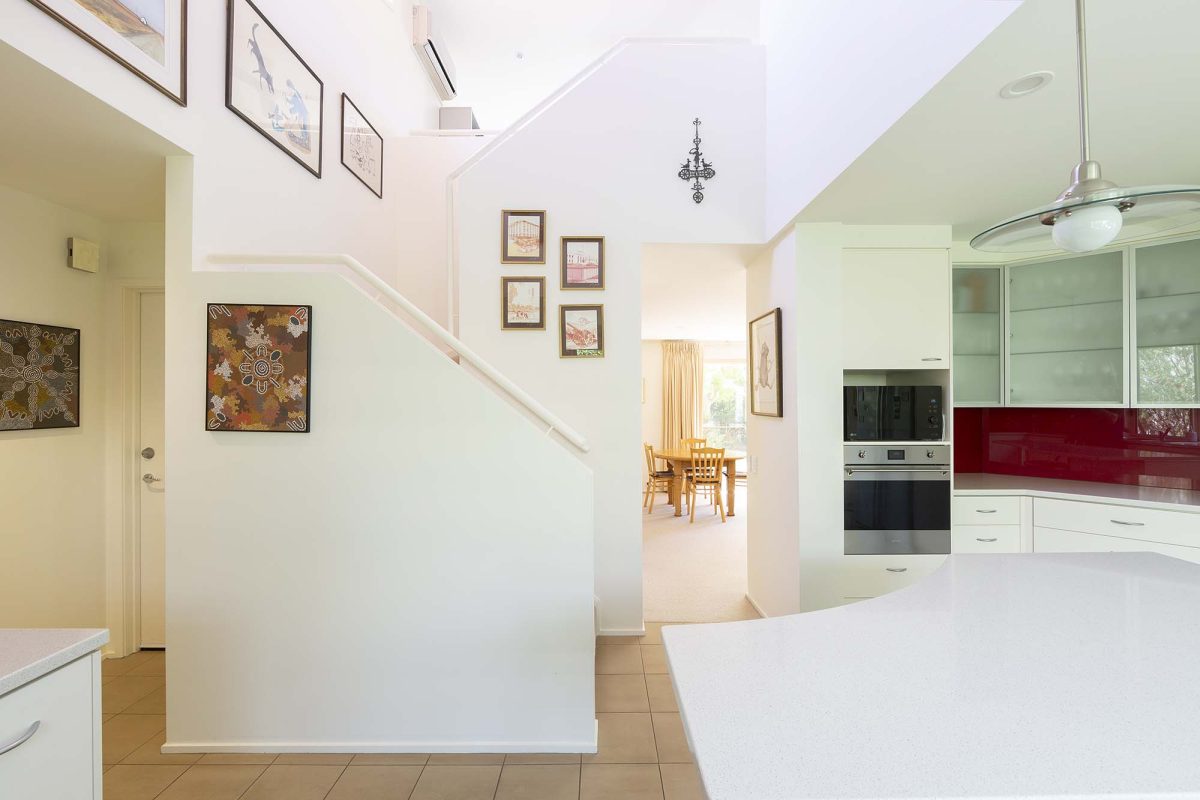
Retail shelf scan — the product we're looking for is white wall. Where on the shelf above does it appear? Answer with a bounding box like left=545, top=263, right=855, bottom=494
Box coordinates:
left=641, top=341, right=664, bottom=449
left=454, top=40, right=765, bottom=634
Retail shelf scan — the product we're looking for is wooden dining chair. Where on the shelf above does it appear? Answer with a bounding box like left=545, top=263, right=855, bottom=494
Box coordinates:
left=685, top=446, right=726, bottom=523
left=681, top=437, right=707, bottom=449
left=643, top=443, right=675, bottom=513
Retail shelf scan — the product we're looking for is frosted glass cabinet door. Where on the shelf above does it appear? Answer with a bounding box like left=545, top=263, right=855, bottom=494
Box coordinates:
left=952, top=267, right=1002, bottom=404
left=1007, top=251, right=1125, bottom=405
left=1135, top=238, right=1200, bottom=405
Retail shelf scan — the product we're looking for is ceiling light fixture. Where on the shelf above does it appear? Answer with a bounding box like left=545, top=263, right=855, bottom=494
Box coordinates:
left=998, top=70, right=1053, bottom=99
left=972, top=0, right=1200, bottom=253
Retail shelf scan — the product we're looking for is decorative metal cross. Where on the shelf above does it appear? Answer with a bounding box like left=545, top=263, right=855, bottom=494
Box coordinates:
left=678, top=118, right=716, bottom=204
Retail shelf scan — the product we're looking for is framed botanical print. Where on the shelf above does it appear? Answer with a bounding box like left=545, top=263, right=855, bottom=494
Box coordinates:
left=501, top=277, right=546, bottom=330
left=226, top=0, right=324, bottom=177
left=206, top=303, right=311, bottom=432
left=501, top=210, right=546, bottom=264
left=559, top=304, right=604, bottom=358
left=27, top=0, right=188, bottom=105
left=560, top=236, right=604, bottom=289
left=0, top=319, right=80, bottom=431
left=340, top=93, right=383, bottom=198
left=749, top=308, right=782, bottom=417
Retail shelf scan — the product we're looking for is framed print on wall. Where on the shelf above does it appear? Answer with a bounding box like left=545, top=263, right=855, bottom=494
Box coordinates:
left=560, top=236, right=604, bottom=289
left=749, top=308, right=782, bottom=417
left=0, top=319, right=80, bottom=431
left=226, top=0, right=324, bottom=177
left=27, top=0, right=188, bottom=105
left=501, top=210, right=546, bottom=264
left=559, top=304, right=604, bottom=358
left=501, top=277, right=546, bottom=330
left=206, top=303, right=311, bottom=432
left=340, top=93, right=383, bottom=198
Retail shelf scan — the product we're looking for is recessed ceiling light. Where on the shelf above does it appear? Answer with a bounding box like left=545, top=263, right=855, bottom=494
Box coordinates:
left=999, top=70, right=1054, bottom=99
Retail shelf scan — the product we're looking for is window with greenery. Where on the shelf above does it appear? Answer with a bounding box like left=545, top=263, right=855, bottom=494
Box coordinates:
left=703, top=363, right=747, bottom=450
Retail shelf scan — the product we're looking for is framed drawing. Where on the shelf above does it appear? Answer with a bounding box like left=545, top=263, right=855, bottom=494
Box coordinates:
left=206, top=303, right=311, bottom=432
left=501, top=277, right=546, bottom=330
left=560, top=236, right=604, bottom=289
left=226, top=0, right=324, bottom=177
left=559, top=304, right=604, bottom=358
left=749, top=308, right=782, bottom=417
left=0, top=319, right=80, bottom=431
left=340, top=93, right=383, bottom=198
left=501, top=210, right=546, bottom=264
left=27, top=0, right=188, bottom=105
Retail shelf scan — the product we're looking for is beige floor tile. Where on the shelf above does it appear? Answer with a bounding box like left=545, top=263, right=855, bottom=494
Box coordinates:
left=103, top=713, right=116, bottom=722
left=644, top=675, right=679, bottom=713
left=505, top=753, right=582, bottom=765
left=351, top=753, right=429, bottom=766
left=327, top=765, right=423, bottom=799
left=427, top=753, right=506, bottom=765
left=583, top=714, right=657, bottom=764
left=198, top=752, right=278, bottom=765
left=596, top=674, right=650, bottom=713
left=640, top=645, right=669, bottom=675
left=495, top=764, right=580, bottom=800
left=240, top=764, right=345, bottom=800
left=125, top=651, right=166, bottom=677
left=103, top=764, right=188, bottom=800
left=123, top=686, right=166, bottom=715
left=579, top=764, right=664, bottom=800
left=274, top=752, right=353, bottom=765
left=157, top=765, right=266, bottom=800
left=595, top=645, right=642, bottom=675
left=410, top=765, right=502, bottom=800
left=102, top=651, right=154, bottom=678
left=103, top=676, right=166, bottom=714
left=640, top=624, right=667, bottom=645
left=651, top=714, right=693, bottom=764
left=597, top=635, right=641, bottom=646
left=659, top=764, right=707, bottom=800
left=120, top=731, right=203, bottom=766
left=103, top=714, right=167, bottom=765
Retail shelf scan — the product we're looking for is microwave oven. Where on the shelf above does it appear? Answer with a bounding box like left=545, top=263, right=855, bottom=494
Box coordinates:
left=843, top=386, right=944, bottom=442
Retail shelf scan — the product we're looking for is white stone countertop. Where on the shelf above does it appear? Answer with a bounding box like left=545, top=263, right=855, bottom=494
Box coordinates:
left=954, top=472, right=1200, bottom=512
left=0, top=629, right=108, bottom=697
left=663, top=554, right=1200, bottom=800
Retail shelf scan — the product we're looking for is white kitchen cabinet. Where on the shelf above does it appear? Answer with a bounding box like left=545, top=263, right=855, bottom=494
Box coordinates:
left=838, top=554, right=947, bottom=601
left=952, top=525, right=1021, bottom=554
left=1034, top=526, right=1200, bottom=565
left=843, top=248, right=951, bottom=370
left=952, top=266, right=1003, bottom=405
left=1133, top=237, right=1200, bottom=406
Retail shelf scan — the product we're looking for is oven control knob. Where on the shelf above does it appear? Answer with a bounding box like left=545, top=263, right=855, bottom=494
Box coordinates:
left=926, top=449, right=935, bottom=459
left=858, top=450, right=867, bottom=459
left=928, top=415, right=939, bottom=425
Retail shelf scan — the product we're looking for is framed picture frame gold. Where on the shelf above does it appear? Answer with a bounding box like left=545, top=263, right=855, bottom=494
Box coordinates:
left=559, top=304, right=604, bottom=358
left=501, top=276, right=546, bottom=330
left=749, top=308, right=782, bottom=417
left=501, top=210, right=546, bottom=264
left=560, top=236, right=605, bottom=290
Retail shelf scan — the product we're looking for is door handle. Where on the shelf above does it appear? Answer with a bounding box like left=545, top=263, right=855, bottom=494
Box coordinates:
left=142, top=473, right=163, bottom=485
left=921, top=357, right=943, bottom=362
left=976, top=537, right=998, bottom=543
left=885, top=567, right=907, bottom=573
left=975, top=509, right=998, bottom=514
left=1110, top=520, right=1145, bottom=527
left=0, top=721, right=40, bottom=756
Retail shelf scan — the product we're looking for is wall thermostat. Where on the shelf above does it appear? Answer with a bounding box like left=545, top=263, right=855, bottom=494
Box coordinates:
left=67, top=238, right=100, bottom=273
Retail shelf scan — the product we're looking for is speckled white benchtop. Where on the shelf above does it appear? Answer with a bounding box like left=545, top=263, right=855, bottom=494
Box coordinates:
left=0, top=629, right=108, bottom=697
left=663, top=554, right=1200, bottom=800
left=955, top=472, right=1200, bottom=513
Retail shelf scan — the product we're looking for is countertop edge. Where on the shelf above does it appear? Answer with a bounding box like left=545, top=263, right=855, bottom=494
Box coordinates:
left=953, top=475, right=1200, bottom=513
left=0, top=629, right=109, bottom=698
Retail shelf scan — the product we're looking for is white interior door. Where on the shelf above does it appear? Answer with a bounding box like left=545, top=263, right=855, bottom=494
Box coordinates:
left=138, top=292, right=166, bottom=648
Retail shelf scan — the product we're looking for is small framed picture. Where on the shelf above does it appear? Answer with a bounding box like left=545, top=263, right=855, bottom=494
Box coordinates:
left=340, top=94, right=383, bottom=198
left=749, top=308, right=782, bottom=417
left=501, top=277, right=546, bottom=330
left=560, top=236, right=605, bottom=289
left=501, top=210, right=546, bottom=264
left=559, top=304, right=604, bottom=358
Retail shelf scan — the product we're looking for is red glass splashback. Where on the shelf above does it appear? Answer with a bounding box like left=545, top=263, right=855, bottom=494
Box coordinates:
left=954, top=407, right=1200, bottom=490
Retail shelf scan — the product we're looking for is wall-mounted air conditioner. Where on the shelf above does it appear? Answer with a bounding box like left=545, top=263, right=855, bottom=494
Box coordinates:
left=412, top=5, right=456, bottom=101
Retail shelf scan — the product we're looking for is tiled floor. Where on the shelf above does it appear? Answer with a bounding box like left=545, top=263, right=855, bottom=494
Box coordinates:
left=101, top=623, right=706, bottom=799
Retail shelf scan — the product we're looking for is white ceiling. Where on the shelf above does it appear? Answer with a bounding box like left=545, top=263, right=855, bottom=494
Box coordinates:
left=796, top=0, right=1200, bottom=242
left=641, top=243, right=756, bottom=341
left=0, top=42, right=179, bottom=222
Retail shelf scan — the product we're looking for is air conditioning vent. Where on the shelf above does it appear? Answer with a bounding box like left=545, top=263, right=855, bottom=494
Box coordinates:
left=412, top=5, right=456, bottom=101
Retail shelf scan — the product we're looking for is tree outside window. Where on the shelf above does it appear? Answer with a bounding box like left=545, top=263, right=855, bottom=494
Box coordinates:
left=703, top=363, right=747, bottom=450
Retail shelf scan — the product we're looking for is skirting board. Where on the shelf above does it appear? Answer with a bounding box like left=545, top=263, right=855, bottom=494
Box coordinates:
left=745, top=592, right=768, bottom=619
left=596, top=626, right=646, bottom=637
left=162, top=732, right=599, bottom=755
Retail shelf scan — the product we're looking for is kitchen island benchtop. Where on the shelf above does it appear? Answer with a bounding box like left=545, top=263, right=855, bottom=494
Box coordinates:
left=663, top=553, right=1200, bottom=800
left=955, top=472, right=1200, bottom=512
left=0, top=628, right=108, bottom=697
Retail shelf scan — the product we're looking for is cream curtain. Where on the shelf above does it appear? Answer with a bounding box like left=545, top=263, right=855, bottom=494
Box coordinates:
left=661, top=341, right=704, bottom=450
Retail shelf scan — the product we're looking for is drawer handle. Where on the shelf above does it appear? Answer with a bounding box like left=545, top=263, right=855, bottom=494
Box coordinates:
left=885, top=567, right=908, bottom=573
left=0, top=721, right=40, bottom=757
left=976, top=537, right=998, bottom=543
left=1110, top=520, right=1145, bottom=527
left=975, top=509, right=998, bottom=514
left=921, top=357, right=943, bottom=362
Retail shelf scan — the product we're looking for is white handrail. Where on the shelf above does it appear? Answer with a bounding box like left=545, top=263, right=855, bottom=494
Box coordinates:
left=206, top=252, right=590, bottom=453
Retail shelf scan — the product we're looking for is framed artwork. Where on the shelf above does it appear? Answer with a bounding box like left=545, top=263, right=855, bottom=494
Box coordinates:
left=749, top=308, right=782, bottom=417
left=559, top=304, right=604, bottom=358
left=501, top=210, right=546, bottom=264
left=340, top=93, right=383, bottom=198
left=205, top=303, right=311, bottom=432
left=225, top=0, right=324, bottom=177
left=0, top=319, right=80, bottom=431
left=27, top=0, right=188, bottom=105
left=560, top=236, right=604, bottom=289
left=501, top=277, right=546, bottom=330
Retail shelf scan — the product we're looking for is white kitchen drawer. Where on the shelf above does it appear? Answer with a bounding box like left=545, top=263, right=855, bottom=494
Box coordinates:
left=839, top=555, right=947, bottom=600
left=0, top=654, right=97, bottom=799
left=1034, top=498, right=1200, bottom=549
left=952, top=525, right=1021, bottom=554
left=953, top=495, right=1020, bottom=525
left=1035, top=526, right=1200, bottom=565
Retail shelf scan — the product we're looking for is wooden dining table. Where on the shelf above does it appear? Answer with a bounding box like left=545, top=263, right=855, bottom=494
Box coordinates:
left=652, top=448, right=745, bottom=517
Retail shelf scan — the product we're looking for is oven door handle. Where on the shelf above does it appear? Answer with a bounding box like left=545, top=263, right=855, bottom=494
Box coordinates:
left=845, top=468, right=950, bottom=480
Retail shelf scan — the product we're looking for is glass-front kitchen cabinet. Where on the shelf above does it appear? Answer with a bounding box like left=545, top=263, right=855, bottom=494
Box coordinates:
left=952, top=266, right=1003, bottom=405
left=1133, top=237, right=1200, bottom=406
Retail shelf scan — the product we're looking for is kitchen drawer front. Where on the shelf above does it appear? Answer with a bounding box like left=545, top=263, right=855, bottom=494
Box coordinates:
left=953, top=495, right=1020, bottom=525
left=952, top=525, right=1021, bottom=554
left=0, top=655, right=97, bottom=799
left=839, top=555, right=947, bottom=600
left=1034, top=498, right=1200, bottom=548
left=1035, top=526, right=1200, bottom=565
